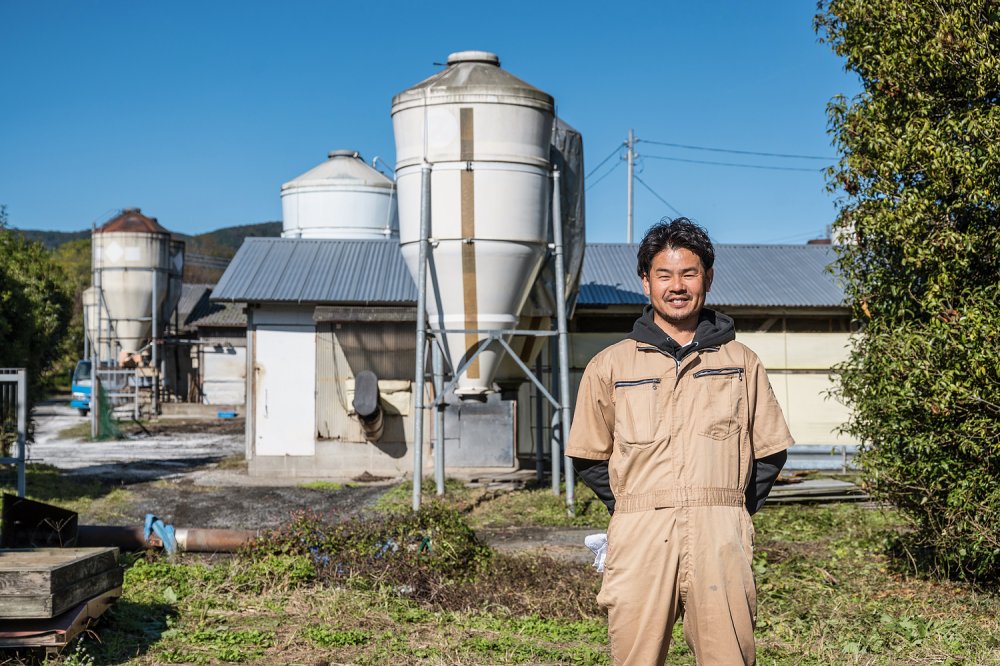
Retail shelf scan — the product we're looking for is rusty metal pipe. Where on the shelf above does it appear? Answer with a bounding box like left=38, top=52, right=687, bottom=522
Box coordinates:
left=175, top=528, right=259, bottom=552
left=78, top=525, right=259, bottom=553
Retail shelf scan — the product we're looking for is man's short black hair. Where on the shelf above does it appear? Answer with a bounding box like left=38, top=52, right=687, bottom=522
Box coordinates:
left=636, top=217, right=716, bottom=278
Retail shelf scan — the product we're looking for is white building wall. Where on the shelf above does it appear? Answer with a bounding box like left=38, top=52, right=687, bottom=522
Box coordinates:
left=201, top=346, right=246, bottom=405
left=567, top=330, right=857, bottom=446
left=252, top=306, right=316, bottom=457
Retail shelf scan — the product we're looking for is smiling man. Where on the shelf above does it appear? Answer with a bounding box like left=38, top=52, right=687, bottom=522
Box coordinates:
left=567, top=218, right=793, bottom=666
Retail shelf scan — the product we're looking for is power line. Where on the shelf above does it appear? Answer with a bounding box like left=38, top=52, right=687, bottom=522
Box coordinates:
left=642, top=154, right=824, bottom=173
left=585, top=144, right=624, bottom=180
left=634, top=174, right=684, bottom=218
left=640, top=139, right=833, bottom=161
left=585, top=160, right=622, bottom=192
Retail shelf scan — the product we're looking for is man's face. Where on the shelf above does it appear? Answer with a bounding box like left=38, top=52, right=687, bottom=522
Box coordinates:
left=641, top=246, right=713, bottom=332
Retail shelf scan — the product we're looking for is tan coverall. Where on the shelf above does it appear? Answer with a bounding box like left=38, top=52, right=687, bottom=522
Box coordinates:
left=566, top=338, right=794, bottom=665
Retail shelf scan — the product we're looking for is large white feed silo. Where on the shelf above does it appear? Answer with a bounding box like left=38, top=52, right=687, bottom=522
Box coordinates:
left=392, top=51, right=555, bottom=397
left=93, top=209, right=171, bottom=356
left=281, top=150, right=398, bottom=239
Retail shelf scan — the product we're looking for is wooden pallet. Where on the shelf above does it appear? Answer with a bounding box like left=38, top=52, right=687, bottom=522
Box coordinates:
left=0, top=548, right=122, bottom=619
left=0, top=587, right=122, bottom=655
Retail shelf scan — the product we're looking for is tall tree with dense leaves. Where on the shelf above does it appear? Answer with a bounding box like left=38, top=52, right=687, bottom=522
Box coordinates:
left=816, top=1, right=1000, bottom=580
left=0, top=205, right=74, bottom=401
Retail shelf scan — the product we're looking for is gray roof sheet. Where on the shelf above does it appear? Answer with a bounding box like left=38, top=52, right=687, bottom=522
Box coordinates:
left=178, top=284, right=213, bottom=325
left=185, top=288, right=246, bottom=328
left=211, top=238, right=844, bottom=309
left=579, top=243, right=844, bottom=308
left=212, top=238, right=417, bottom=304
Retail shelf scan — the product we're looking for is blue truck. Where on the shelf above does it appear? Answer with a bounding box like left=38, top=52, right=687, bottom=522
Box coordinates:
left=70, top=359, right=92, bottom=416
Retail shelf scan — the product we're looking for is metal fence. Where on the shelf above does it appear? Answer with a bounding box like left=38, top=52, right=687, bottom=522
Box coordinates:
left=785, top=444, right=858, bottom=473
left=0, top=368, right=28, bottom=496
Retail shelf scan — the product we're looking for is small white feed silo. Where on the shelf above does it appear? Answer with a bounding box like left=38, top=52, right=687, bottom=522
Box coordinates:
left=281, top=150, right=398, bottom=239
left=392, top=51, right=555, bottom=397
left=92, top=209, right=172, bottom=356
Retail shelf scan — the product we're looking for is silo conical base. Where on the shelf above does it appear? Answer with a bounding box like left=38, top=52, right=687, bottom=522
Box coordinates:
left=402, top=239, right=546, bottom=397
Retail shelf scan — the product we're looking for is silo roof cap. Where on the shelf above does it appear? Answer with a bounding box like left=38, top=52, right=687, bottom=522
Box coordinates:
left=281, top=150, right=394, bottom=191
left=446, top=51, right=500, bottom=66
left=392, top=50, right=553, bottom=113
left=96, top=208, right=170, bottom=235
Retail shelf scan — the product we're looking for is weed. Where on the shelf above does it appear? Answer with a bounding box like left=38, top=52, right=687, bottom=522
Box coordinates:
left=252, top=503, right=493, bottom=598
left=301, top=625, right=372, bottom=647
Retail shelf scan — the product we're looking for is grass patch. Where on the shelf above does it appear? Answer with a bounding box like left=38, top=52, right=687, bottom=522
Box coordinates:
left=57, top=421, right=94, bottom=441
left=376, top=477, right=611, bottom=529
left=215, top=453, right=246, bottom=470
left=10, top=491, right=998, bottom=665
left=0, top=464, right=138, bottom=526
left=374, top=477, right=480, bottom=512
left=297, top=480, right=343, bottom=492
left=468, top=482, right=610, bottom=529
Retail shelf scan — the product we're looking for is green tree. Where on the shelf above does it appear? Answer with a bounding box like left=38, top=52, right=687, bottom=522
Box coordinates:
left=51, top=237, right=93, bottom=381
left=816, top=2, right=1000, bottom=579
left=0, top=205, right=75, bottom=401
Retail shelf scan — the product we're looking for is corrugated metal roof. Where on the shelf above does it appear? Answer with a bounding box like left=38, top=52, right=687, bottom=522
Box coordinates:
left=178, top=284, right=212, bottom=325
left=579, top=243, right=844, bottom=308
left=211, top=238, right=843, bottom=309
left=186, top=296, right=246, bottom=328
left=212, top=238, right=417, bottom=304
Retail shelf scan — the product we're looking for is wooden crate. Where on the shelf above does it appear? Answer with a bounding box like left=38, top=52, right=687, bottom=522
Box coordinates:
left=0, top=548, right=122, bottom=619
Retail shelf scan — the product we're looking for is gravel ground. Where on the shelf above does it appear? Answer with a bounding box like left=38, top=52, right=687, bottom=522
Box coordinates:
left=26, top=399, right=397, bottom=530
left=23, top=399, right=599, bottom=563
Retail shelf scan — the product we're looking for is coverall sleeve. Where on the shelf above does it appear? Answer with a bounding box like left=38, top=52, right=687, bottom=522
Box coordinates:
left=566, top=357, right=615, bottom=460
left=745, top=450, right=787, bottom=515
left=747, top=353, right=795, bottom=460
left=567, top=358, right=616, bottom=513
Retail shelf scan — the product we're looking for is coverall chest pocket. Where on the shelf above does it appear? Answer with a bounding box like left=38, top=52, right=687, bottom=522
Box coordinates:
left=614, top=378, right=661, bottom=446
left=692, top=367, right=745, bottom=440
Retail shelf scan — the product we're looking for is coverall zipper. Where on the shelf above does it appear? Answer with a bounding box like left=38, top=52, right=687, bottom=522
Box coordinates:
left=613, top=378, right=661, bottom=389
left=693, top=367, right=745, bottom=380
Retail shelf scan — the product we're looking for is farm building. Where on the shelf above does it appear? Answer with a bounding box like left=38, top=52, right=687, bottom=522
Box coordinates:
left=211, top=237, right=854, bottom=479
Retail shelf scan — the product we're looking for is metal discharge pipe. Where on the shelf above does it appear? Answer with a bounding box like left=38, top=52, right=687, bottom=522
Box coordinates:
left=534, top=355, right=545, bottom=484
left=552, top=168, right=575, bottom=512
left=152, top=268, right=158, bottom=416
left=412, top=163, right=432, bottom=512
left=432, top=338, right=445, bottom=496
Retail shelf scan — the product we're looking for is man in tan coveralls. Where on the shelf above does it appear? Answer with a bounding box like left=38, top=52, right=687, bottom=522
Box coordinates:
left=567, top=218, right=793, bottom=666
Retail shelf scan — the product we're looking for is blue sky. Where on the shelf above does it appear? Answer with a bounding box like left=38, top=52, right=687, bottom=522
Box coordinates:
left=0, top=1, right=859, bottom=244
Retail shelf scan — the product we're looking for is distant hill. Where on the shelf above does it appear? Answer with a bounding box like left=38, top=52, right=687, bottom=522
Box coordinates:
left=15, top=221, right=282, bottom=255
left=14, top=228, right=91, bottom=249
left=16, top=220, right=283, bottom=284
left=178, top=221, right=283, bottom=257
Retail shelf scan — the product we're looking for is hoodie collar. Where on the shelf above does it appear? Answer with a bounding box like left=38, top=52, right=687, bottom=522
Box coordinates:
left=628, top=305, right=736, bottom=362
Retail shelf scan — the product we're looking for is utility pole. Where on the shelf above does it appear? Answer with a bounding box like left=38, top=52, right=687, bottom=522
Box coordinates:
left=626, top=128, right=636, bottom=243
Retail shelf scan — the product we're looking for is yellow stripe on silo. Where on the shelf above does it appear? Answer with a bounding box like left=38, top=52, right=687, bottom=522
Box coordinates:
left=460, top=107, right=480, bottom=379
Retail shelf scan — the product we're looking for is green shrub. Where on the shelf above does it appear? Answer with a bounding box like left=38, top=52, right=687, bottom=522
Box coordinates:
left=251, top=504, right=493, bottom=599
left=817, top=0, right=1000, bottom=580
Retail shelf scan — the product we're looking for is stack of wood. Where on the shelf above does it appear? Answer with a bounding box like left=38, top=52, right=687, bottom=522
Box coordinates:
left=767, top=477, right=870, bottom=504
left=0, top=547, right=123, bottom=654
